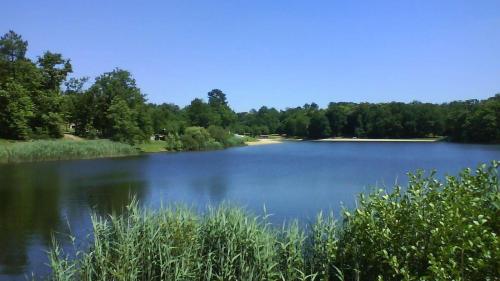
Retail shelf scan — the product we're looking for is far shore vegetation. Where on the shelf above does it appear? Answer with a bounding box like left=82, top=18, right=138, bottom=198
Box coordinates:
left=1, top=30, right=499, bottom=161
left=0, top=139, right=138, bottom=163
left=49, top=162, right=499, bottom=281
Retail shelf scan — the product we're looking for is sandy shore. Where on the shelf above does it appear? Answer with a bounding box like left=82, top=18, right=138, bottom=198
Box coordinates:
left=246, top=138, right=284, bottom=146
left=315, top=137, right=442, bottom=142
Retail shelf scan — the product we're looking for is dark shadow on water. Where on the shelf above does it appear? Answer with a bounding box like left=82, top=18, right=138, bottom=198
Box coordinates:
left=0, top=159, right=148, bottom=279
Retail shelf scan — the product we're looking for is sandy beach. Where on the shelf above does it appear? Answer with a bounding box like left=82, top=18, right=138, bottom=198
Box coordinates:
left=315, top=137, right=442, bottom=142
left=245, top=138, right=284, bottom=146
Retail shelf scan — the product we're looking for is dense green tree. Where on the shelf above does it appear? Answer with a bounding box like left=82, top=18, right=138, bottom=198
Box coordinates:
left=325, top=103, right=350, bottom=136
left=186, top=98, right=220, bottom=127
left=283, top=111, right=309, bottom=137
left=208, top=89, right=227, bottom=107
left=207, top=89, right=236, bottom=128
left=0, top=31, right=68, bottom=139
left=0, top=31, right=27, bottom=62
left=0, top=81, right=33, bottom=139
left=37, top=51, right=72, bottom=90
left=0, top=31, right=29, bottom=82
left=84, top=69, right=152, bottom=142
left=308, top=111, right=331, bottom=139
left=106, top=97, right=141, bottom=144
left=148, top=103, right=185, bottom=134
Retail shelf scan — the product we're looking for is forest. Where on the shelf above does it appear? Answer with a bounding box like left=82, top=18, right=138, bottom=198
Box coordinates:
left=1, top=30, right=499, bottom=144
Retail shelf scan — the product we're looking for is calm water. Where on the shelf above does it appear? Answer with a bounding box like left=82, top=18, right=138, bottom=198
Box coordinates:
left=0, top=141, right=499, bottom=280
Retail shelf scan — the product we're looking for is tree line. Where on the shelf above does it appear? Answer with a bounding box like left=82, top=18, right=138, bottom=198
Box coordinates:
left=1, top=31, right=499, bottom=144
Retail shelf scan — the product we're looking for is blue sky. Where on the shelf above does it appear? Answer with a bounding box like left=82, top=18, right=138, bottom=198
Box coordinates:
left=2, top=1, right=499, bottom=111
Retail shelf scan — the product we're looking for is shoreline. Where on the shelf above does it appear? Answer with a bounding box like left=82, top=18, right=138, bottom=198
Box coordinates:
left=246, top=137, right=443, bottom=145
left=245, top=138, right=284, bottom=146
left=314, top=137, right=443, bottom=142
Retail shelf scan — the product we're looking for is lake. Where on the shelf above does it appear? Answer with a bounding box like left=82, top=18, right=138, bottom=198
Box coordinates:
left=0, top=141, right=499, bottom=280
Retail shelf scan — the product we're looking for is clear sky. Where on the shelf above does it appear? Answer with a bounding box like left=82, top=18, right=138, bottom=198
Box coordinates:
left=2, top=1, right=499, bottom=111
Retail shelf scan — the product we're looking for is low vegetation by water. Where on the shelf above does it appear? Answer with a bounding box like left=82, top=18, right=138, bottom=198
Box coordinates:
left=0, top=139, right=138, bottom=163
left=138, top=126, right=248, bottom=153
left=49, top=162, right=499, bottom=281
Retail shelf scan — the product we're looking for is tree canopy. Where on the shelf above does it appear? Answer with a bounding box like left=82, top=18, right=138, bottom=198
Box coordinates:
left=1, top=30, right=499, bottom=144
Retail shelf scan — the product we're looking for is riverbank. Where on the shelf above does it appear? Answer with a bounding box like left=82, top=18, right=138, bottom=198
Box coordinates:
left=315, top=137, right=444, bottom=142
left=0, top=139, right=138, bottom=163
left=245, top=138, right=284, bottom=146
left=48, top=163, right=499, bottom=281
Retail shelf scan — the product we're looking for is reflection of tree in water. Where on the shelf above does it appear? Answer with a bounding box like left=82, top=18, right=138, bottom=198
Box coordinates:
left=188, top=175, right=229, bottom=205
left=0, top=161, right=148, bottom=276
left=78, top=172, right=147, bottom=216
left=207, top=176, right=228, bottom=203
left=0, top=164, right=63, bottom=275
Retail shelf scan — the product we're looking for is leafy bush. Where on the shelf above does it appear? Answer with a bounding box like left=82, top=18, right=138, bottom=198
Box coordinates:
left=49, top=163, right=499, bottom=281
left=333, top=162, right=500, bottom=281
left=180, top=126, right=223, bottom=151
left=164, top=133, right=183, bottom=151
left=224, top=135, right=246, bottom=147
left=207, top=125, right=245, bottom=148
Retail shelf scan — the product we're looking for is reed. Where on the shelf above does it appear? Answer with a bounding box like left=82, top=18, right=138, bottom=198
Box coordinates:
left=0, top=139, right=138, bottom=163
left=49, top=162, right=499, bottom=281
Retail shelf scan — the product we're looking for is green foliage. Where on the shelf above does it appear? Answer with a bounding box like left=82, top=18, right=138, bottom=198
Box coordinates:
left=334, top=162, right=499, bottom=281
left=37, top=51, right=72, bottom=90
left=49, top=163, right=499, bottom=281
left=147, top=103, right=185, bottom=134
left=224, top=135, right=246, bottom=147
left=0, top=139, right=138, bottom=163
left=207, top=125, right=245, bottom=148
left=84, top=69, right=152, bottom=143
left=326, top=103, right=349, bottom=137
left=0, top=30, right=27, bottom=62
left=1, top=30, right=499, bottom=144
left=164, top=133, right=183, bottom=151
left=0, top=31, right=69, bottom=140
left=106, top=97, right=142, bottom=144
left=308, top=111, right=331, bottom=139
left=0, top=81, right=33, bottom=139
left=185, top=98, right=221, bottom=127
left=181, top=126, right=223, bottom=151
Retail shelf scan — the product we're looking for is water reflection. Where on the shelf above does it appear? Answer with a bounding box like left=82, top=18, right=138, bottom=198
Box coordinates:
left=206, top=176, right=229, bottom=203
left=0, top=159, right=148, bottom=278
left=0, top=164, right=63, bottom=274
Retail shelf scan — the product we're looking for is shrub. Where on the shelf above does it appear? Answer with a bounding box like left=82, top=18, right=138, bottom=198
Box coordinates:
left=207, top=125, right=245, bottom=148
left=332, top=162, right=500, bottom=281
left=181, top=126, right=222, bottom=151
left=164, top=133, right=183, bottom=151
left=224, top=135, right=245, bottom=147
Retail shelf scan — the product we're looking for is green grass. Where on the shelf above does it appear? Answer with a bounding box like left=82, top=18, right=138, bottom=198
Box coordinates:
left=136, top=141, right=168, bottom=153
left=0, top=139, right=139, bottom=163
left=49, top=162, right=499, bottom=281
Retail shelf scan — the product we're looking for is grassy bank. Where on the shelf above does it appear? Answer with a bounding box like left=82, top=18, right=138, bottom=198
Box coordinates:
left=136, top=141, right=168, bottom=153
left=0, top=139, right=139, bottom=163
left=137, top=127, right=249, bottom=153
left=49, top=162, right=499, bottom=281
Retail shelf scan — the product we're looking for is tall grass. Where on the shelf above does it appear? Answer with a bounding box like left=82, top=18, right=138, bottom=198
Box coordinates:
left=49, top=162, right=499, bottom=281
left=0, top=139, right=138, bottom=163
